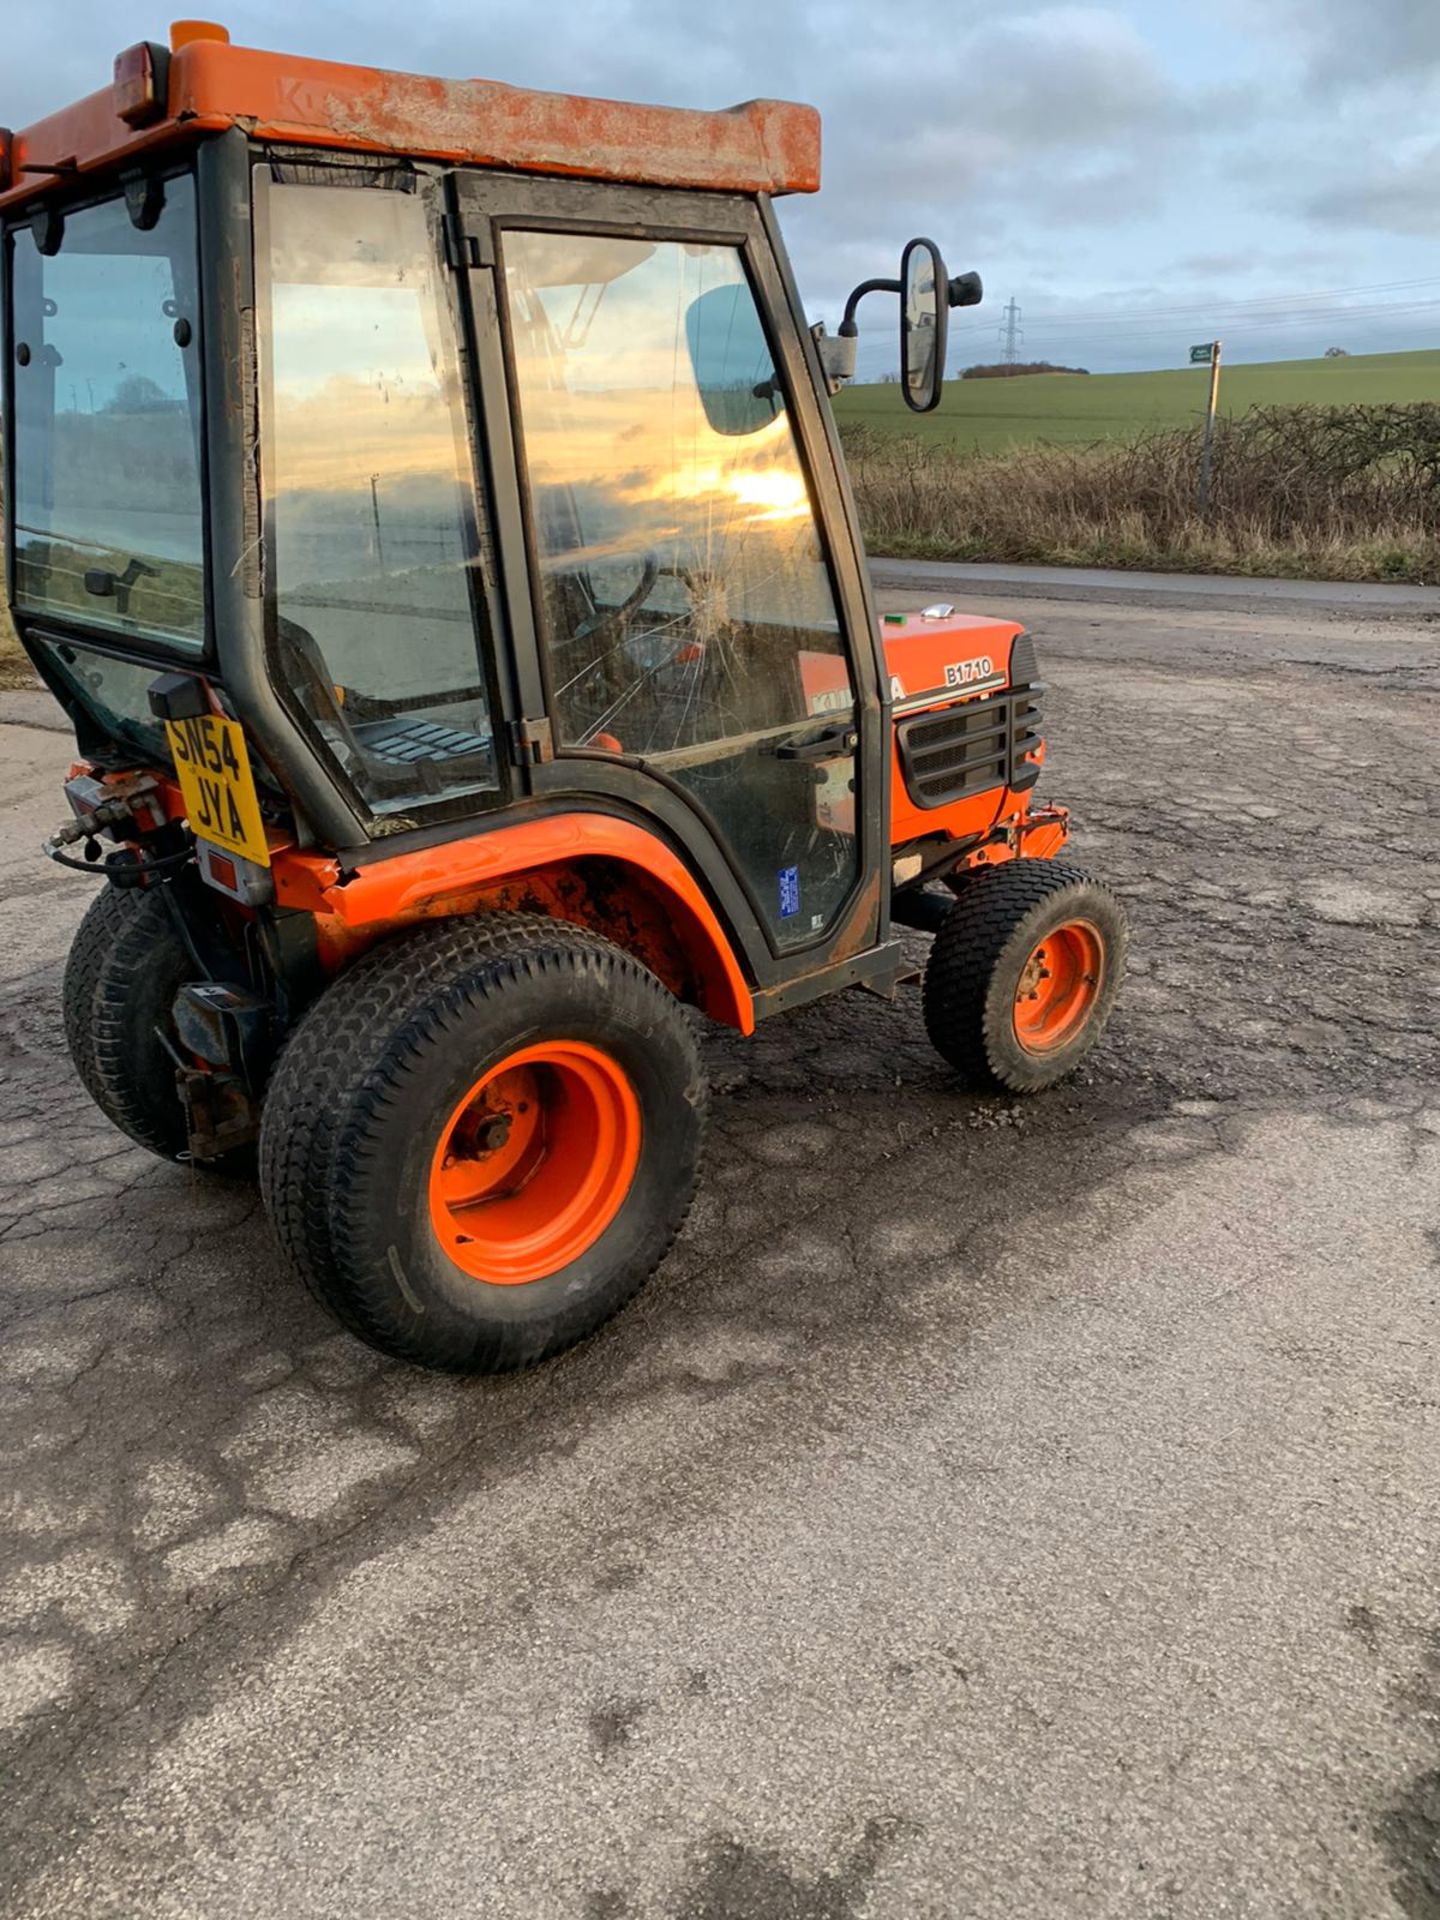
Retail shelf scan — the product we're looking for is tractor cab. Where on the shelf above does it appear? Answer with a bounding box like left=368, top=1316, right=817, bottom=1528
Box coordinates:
left=4, top=29, right=1124, bottom=1374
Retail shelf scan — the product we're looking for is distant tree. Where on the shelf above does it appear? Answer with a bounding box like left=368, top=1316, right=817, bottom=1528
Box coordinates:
left=960, top=361, right=1090, bottom=380
left=1324, top=346, right=1350, bottom=358
left=104, top=373, right=184, bottom=415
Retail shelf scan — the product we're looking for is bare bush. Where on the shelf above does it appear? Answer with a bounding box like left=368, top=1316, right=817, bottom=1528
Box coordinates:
left=843, top=404, right=1440, bottom=581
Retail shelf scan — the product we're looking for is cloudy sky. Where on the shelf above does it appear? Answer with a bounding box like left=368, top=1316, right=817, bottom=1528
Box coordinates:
left=6, top=0, right=1439, bottom=375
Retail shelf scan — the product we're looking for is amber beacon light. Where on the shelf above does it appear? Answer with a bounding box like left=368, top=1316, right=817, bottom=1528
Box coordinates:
left=169, top=20, right=232, bottom=47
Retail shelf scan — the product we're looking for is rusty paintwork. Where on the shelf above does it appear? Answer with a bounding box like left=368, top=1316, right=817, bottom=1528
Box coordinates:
left=2, top=29, right=821, bottom=212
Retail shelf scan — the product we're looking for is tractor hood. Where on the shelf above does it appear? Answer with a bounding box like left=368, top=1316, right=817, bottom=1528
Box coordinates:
left=879, top=608, right=1025, bottom=714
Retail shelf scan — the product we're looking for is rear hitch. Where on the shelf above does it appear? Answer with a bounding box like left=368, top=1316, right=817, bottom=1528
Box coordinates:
left=176, top=1064, right=259, bottom=1161
left=171, top=981, right=275, bottom=1161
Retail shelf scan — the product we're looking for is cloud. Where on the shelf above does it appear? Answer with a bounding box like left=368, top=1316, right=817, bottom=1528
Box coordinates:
left=1306, top=140, right=1440, bottom=237
left=780, top=6, right=1246, bottom=313
left=4, top=0, right=1434, bottom=373
left=1172, top=246, right=1346, bottom=280
left=4, top=2, right=1234, bottom=314
left=1275, top=0, right=1440, bottom=90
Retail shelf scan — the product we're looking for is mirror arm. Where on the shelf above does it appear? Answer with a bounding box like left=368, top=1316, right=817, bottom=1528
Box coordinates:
left=839, top=275, right=902, bottom=337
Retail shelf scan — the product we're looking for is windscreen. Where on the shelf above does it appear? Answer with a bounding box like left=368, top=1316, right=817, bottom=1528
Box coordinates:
left=9, top=175, right=205, bottom=651
left=503, top=231, right=849, bottom=755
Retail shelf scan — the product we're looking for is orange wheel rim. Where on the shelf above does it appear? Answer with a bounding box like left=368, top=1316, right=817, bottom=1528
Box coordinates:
left=1013, top=920, right=1104, bottom=1054
left=427, top=1042, right=641, bottom=1285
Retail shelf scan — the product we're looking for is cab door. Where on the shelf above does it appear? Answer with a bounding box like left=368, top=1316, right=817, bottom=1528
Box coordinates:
left=451, top=175, right=891, bottom=1001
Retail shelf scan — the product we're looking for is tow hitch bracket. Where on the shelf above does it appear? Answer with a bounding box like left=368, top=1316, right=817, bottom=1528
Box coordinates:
left=171, top=981, right=274, bottom=1160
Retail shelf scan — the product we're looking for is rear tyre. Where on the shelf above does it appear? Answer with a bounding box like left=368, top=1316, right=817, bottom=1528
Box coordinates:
left=923, top=861, right=1126, bottom=1094
left=258, top=915, right=707, bottom=1374
left=63, top=883, right=197, bottom=1161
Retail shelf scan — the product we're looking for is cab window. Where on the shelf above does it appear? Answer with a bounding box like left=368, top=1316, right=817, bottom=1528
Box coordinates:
left=502, top=231, right=859, bottom=949
left=258, top=181, right=497, bottom=817
left=10, top=176, right=205, bottom=651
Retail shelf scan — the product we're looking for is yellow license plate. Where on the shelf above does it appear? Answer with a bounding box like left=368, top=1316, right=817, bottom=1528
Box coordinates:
left=164, top=714, right=271, bottom=869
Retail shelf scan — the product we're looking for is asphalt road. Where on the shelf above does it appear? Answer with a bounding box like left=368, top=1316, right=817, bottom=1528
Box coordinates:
left=2, top=570, right=1439, bottom=1919
left=870, top=557, right=1440, bottom=614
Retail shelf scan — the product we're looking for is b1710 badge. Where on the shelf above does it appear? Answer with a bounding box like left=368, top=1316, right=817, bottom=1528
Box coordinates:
left=944, top=655, right=1006, bottom=693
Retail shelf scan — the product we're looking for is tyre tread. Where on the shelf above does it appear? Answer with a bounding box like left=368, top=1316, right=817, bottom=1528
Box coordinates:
left=259, top=914, right=706, bottom=1372
left=923, top=861, right=1125, bottom=1093
left=62, top=885, right=189, bottom=1157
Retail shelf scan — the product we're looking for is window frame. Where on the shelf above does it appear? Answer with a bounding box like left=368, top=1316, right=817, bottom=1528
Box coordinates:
left=474, top=179, right=884, bottom=966
left=493, top=211, right=857, bottom=770
left=251, top=159, right=513, bottom=829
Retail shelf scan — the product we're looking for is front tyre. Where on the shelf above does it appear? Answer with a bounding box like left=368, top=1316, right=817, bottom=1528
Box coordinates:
left=923, top=861, right=1127, bottom=1094
left=258, top=915, right=707, bottom=1374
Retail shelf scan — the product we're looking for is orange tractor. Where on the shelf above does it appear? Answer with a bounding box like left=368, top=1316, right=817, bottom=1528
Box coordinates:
left=4, top=27, right=1125, bottom=1370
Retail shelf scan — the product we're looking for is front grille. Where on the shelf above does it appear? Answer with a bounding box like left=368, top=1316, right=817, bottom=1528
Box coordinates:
left=896, top=681, right=1045, bottom=809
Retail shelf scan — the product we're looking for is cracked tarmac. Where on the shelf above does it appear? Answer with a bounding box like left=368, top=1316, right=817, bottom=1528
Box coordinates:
left=1, top=570, right=1438, bottom=1918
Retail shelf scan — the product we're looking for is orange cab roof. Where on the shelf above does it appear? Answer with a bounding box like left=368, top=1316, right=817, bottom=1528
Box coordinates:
left=1, top=24, right=821, bottom=212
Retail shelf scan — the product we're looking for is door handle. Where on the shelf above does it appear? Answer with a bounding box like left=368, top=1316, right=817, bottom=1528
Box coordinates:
left=775, top=724, right=858, bottom=763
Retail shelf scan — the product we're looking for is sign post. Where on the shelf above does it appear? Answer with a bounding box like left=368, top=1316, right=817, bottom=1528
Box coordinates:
left=1191, top=340, right=1222, bottom=513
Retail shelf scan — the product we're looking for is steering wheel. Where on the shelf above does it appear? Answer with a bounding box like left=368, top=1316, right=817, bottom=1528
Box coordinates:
left=572, top=554, right=661, bottom=647
left=562, top=555, right=729, bottom=753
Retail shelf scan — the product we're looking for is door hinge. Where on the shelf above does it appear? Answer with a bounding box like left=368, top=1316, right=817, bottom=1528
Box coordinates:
left=509, top=716, right=554, bottom=767
left=442, top=213, right=490, bottom=270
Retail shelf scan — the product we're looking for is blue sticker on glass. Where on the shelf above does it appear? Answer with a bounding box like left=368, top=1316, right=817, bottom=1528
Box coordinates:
left=778, top=865, right=801, bottom=919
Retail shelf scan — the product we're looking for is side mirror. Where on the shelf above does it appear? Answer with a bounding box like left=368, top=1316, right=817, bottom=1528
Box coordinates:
left=901, top=237, right=947, bottom=413
left=834, top=245, right=981, bottom=404
left=684, top=283, right=784, bottom=436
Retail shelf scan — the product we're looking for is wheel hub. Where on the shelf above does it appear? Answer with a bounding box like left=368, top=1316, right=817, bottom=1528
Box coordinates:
left=1012, top=920, right=1103, bottom=1055
left=428, top=1044, right=642, bottom=1285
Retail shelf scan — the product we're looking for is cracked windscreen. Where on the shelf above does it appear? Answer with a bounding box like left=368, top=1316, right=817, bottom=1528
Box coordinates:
left=503, top=231, right=859, bottom=949
left=10, top=175, right=205, bottom=651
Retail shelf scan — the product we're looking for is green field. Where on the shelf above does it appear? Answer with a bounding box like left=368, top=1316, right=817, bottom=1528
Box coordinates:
left=834, top=347, right=1440, bottom=453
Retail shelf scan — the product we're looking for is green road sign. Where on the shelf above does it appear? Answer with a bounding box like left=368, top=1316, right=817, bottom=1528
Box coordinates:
left=1190, top=343, right=1214, bottom=364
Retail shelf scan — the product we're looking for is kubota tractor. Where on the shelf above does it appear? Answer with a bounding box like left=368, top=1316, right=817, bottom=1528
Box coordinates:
left=3, top=26, right=1126, bottom=1371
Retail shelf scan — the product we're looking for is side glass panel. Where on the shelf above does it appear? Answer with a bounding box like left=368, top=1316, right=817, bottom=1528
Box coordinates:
left=31, top=639, right=175, bottom=766
left=260, top=183, right=497, bottom=817
left=11, top=177, right=205, bottom=651
left=502, top=232, right=858, bottom=950
left=29, top=636, right=283, bottom=795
